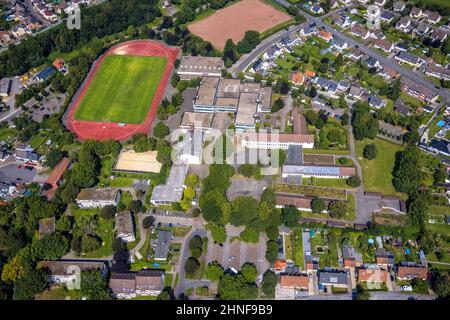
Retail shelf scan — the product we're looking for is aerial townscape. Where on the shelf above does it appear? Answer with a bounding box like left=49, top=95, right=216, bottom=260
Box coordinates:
left=0, top=0, right=450, bottom=304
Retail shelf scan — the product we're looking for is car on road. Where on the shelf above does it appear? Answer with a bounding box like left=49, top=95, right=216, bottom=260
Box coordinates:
left=17, top=165, right=22, bottom=169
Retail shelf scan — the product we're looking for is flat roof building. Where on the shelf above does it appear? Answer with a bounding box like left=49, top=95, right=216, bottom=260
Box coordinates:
left=241, top=131, right=315, bottom=150
left=177, top=56, right=224, bottom=80
left=180, top=112, right=214, bottom=130
left=0, top=78, right=12, bottom=97
left=76, top=188, right=121, bottom=209
left=150, top=164, right=188, bottom=205
left=109, top=270, right=164, bottom=299
left=235, top=92, right=259, bottom=130
left=115, top=211, right=135, bottom=243
left=154, top=230, right=172, bottom=261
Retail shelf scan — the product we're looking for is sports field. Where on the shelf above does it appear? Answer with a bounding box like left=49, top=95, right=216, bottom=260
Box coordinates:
left=188, top=0, right=292, bottom=50
left=74, top=55, right=167, bottom=124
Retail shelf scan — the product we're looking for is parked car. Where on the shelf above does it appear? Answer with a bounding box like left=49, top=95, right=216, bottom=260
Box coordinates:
left=400, top=285, right=413, bottom=292
left=17, top=165, right=22, bottom=169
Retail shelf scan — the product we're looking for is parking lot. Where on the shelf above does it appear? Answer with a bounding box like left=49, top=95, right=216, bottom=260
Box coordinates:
left=0, top=163, right=37, bottom=183
left=226, top=177, right=268, bottom=201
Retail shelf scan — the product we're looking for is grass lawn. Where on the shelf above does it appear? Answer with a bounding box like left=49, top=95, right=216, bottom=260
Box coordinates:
left=310, top=229, right=339, bottom=268
left=109, top=177, right=135, bottom=188
left=29, top=131, right=49, bottom=150
left=356, top=138, right=404, bottom=196
left=75, top=55, right=167, bottom=124
left=70, top=206, right=114, bottom=258
left=293, top=228, right=304, bottom=268
left=284, top=234, right=293, bottom=261
left=35, top=285, right=83, bottom=300
left=305, top=178, right=349, bottom=189
left=172, top=226, right=192, bottom=237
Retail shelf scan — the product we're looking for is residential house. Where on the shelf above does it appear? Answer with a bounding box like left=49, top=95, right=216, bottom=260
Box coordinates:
left=373, top=38, right=394, bottom=53
left=430, top=29, right=448, bottom=43
left=318, top=270, right=350, bottom=290
left=14, top=144, right=39, bottom=163
left=413, top=23, right=430, bottom=37
left=109, top=270, right=165, bottom=298
left=43, top=157, right=71, bottom=199
left=348, top=83, right=365, bottom=99
left=397, top=266, right=428, bottom=280
left=337, top=80, right=350, bottom=91
left=38, top=261, right=108, bottom=287
left=289, top=72, right=305, bottom=87
left=318, top=30, right=333, bottom=43
left=263, top=45, right=283, bottom=60
left=346, top=48, right=363, bottom=61
left=52, top=58, right=68, bottom=73
left=393, top=2, right=406, bottom=13
left=11, top=24, right=27, bottom=38
left=380, top=11, right=394, bottom=24
left=394, top=42, right=409, bottom=52
left=379, top=66, right=398, bottom=81
left=366, top=56, right=381, bottom=69
left=115, top=211, right=135, bottom=243
left=374, top=0, right=386, bottom=7
left=350, top=23, right=370, bottom=39
left=424, top=63, right=450, bottom=81
left=410, top=7, right=424, bottom=19
left=358, top=268, right=389, bottom=286
left=395, top=51, right=422, bottom=68
left=275, top=274, right=309, bottom=300
left=154, top=230, right=172, bottom=261
left=342, top=245, right=363, bottom=268
left=368, top=95, right=387, bottom=109
left=333, top=37, right=348, bottom=51
left=396, top=16, right=411, bottom=31
left=36, top=66, right=56, bottom=82
left=75, top=188, right=121, bottom=208
left=331, top=13, right=351, bottom=29
left=426, top=11, right=441, bottom=24
left=311, top=4, right=324, bottom=15
left=312, top=77, right=338, bottom=94
left=375, top=248, right=395, bottom=268
left=394, top=99, right=411, bottom=116
left=429, top=139, right=450, bottom=157
left=401, top=77, right=439, bottom=102
left=299, top=24, right=314, bottom=37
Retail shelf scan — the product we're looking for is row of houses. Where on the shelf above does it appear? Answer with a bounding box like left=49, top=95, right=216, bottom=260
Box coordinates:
left=36, top=261, right=165, bottom=299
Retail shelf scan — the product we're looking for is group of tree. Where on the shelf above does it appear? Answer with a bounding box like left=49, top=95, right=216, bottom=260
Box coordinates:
left=217, top=264, right=258, bottom=299
left=352, top=101, right=379, bottom=140
left=184, top=236, right=204, bottom=275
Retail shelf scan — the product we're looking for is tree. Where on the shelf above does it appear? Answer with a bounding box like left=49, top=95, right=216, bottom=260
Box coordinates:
left=354, top=284, right=370, bottom=300
left=45, top=149, right=64, bottom=168
left=392, top=146, right=423, bottom=194
left=183, top=186, right=196, bottom=200
left=1, top=256, right=29, bottom=283
left=13, top=270, right=48, bottom=300
left=185, top=174, right=199, bottom=188
left=241, top=263, right=257, bottom=283
left=210, top=224, right=227, bottom=244
left=157, top=290, right=171, bottom=300
left=184, top=257, right=200, bottom=274
left=81, top=270, right=113, bottom=300
left=282, top=205, right=299, bottom=228
left=153, top=122, right=169, bottom=138
left=189, top=235, right=203, bottom=251
left=31, top=233, right=69, bottom=260
left=127, top=200, right=142, bottom=214
left=205, top=262, right=224, bottom=282
left=261, top=270, right=277, bottom=298
left=238, top=164, right=258, bottom=178
left=81, top=234, right=102, bottom=253
left=218, top=274, right=258, bottom=300
left=112, top=238, right=127, bottom=253
left=142, top=216, right=155, bottom=229
left=100, top=205, right=116, bottom=220
left=223, top=39, right=237, bottom=64
left=347, top=176, right=361, bottom=188
left=311, top=197, right=326, bottom=214
left=352, top=102, right=379, bottom=140
left=328, top=201, right=348, bottom=219
left=363, top=143, right=377, bottom=160
left=191, top=247, right=202, bottom=259
left=265, top=240, right=278, bottom=263
left=230, top=196, right=259, bottom=227
left=265, top=226, right=279, bottom=241
left=431, top=270, right=450, bottom=299
left=271, top=98, right=285, bottom=112
left=240, top=227, right=260, bottom=243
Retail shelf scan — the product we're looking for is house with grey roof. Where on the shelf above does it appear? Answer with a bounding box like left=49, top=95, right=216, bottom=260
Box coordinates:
left=154, top=230, right=172, bottom=261
left=115, top=211, right=135, bottom=243
left=395, top=51, right=422, bottom=68
left=150, top=164, right=188, bottom=206
left=318, top=270, right=350, bottom=289
left=368, top=95, right=387, bottom=109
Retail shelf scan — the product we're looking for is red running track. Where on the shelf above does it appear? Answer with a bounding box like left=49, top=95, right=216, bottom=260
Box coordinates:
left=66, top=40, right=179, bottom=141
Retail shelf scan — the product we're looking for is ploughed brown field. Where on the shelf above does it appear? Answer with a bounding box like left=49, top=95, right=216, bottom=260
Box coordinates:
left=188, top=0, right=291, bottom=51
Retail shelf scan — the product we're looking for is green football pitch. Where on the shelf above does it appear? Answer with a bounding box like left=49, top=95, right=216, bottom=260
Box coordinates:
left=74, top=55, right=167, bottom=124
